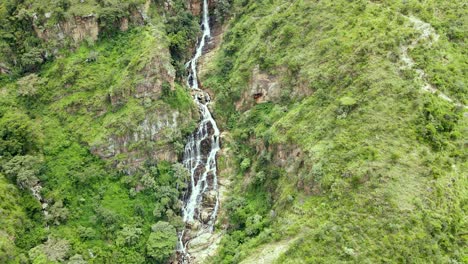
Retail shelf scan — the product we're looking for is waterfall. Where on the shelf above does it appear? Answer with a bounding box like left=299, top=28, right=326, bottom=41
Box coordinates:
left=178, top=1, right=220, bottom=262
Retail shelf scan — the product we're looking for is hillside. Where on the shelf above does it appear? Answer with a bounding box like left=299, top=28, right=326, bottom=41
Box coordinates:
left=0, top=0, right=467, bottom=263
left=201, top=0, right=467, bottom=263
left=1, top=1, right=201, bottom=263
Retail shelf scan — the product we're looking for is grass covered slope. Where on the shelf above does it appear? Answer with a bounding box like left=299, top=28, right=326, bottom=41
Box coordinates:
left=0, top=21, right=197, bottom=263
left=202, top=0, right=467, bottom=262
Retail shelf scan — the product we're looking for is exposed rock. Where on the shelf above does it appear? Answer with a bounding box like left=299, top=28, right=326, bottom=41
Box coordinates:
left=235, top=63, right=313, bottom=112
left=236, top=65, right=281, bottom=111
left=32, top=1, right=150, bottom=52
left=269, top=143, right=303, bottom=169
left=120, top=17, right=129, bottom=31
left=200, top=209, right=212, bottom=223
left=188, top=0, right=202, bottom=16
left=0, top=63, right=11, bottom=75
left=188, top=220, right=202, bottom=231
left=187, top=0, right=217, bottom=16
left=92, top=110, right=190, bottom=174
left=203, top=190, right=217, bottom=206
left=251, top=65, right=281, bottom=103
left=34, top=15, right=99, bottom=44
left=188, top=232, right=212, bottom=249
left=188, top=232, right=223, bottom=263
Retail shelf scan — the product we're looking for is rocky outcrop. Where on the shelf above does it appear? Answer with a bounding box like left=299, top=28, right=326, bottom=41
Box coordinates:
left=0, top=63, right=11, bottom=75
left=187, top=0, right=218, bottom=16
left=235, top=64, right=313, bottom=111
left=110, top=50, right=176, bottom=106
left=235, top=65, right=281, bottom=111
left=32, top=1, right=151, bottom=50
left=93, top=59, right=193, bottom=173
left=250, top=65, right=281, bottom=103
left=188, top=0, right=202, bottom=16
left=34, top=15, right=99, bottom=44
left=94, top=111, right=183, bottom=173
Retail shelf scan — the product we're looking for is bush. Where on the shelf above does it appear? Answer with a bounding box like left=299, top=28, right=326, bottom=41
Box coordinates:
left=116, top=225, right=143, bottom=246
left=0, top=112, right=40, bottom=157
left=2, top=155, right=42, bottom=190
left=17, top=74, right=45, bottom=97
left=146, top=221, right=177, bottom=263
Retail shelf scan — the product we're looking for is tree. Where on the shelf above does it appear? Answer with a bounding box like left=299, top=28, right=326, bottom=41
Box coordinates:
left=2, top=155, right=41, bottom=190
left=140, top=173, right=156, bottom=190
left=45, top=200, right=69, bottom=225
left=95, top=206, right=120, bottom=227
left=77, top=226, right=96, bottom=241
left=171, top=163, right=189, bottom=189
left=28, top=237, right=70, bottom=263
left=19, top=47, right=44, bottom=72
left=116, top=225, right=143, bottom=246
left=68, top=254, right=87, bottom=264
left=146, top=221, right=177, bottom=263
left=17, top=73, right=44, bottom=97
left=0, top=111, right=40, bottom=157
left=214, top=0, right=232, bottom=23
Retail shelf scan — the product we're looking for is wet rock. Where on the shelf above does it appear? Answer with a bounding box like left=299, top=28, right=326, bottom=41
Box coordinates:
left=203, top=190, right=217, bottom=206
left=188, top=233, right=223, bottom=263
left=200, top=209, right=212, bottom=223
left=188, top=233, right=212, bottom=249
left=200, top=137, right=212, bottom=157
left=186, top=220, right=202, bottom=232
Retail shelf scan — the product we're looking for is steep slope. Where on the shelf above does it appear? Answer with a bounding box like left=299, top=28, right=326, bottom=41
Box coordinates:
left=0, top=1, right=203, bottom=263
left=0, top=0, right=466, bottom=263
left=200, top=0, right=467, bottom=263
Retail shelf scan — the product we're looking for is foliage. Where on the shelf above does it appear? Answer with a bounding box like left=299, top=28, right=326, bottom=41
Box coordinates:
left=203, top=0, right=467, bottom=262
left=28, top=237, right=70, bottom=263
left=116, top=224, right=143, bottom=246
left=0, top=111, right=40, bottom=158
left=214, top=0, right=233, bottom=23
left=146, top=221, right=177, bottom=263
left=0, top=174, right=28, bottom=263
left=0, top=9, right=196, bottom=262
left=2, top=155, right=42, bottom=190
left=16, top=74, right=44, bottom=97
left=163, top=0, right=200, bottom=77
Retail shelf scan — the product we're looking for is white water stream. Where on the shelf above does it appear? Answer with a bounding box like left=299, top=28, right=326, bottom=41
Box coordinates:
left=178, top=1, right=220, bottom=262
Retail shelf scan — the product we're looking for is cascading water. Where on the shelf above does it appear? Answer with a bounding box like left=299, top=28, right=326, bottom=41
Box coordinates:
left=178, top=1, right=220, bottom=262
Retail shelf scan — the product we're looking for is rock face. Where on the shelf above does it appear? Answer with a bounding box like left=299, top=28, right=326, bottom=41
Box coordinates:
left=110, top=46, right=176, bottom=106
left=88, top=26, right=186, bottom=173
left=93, top=111, right=182, bottom=172
left=235, top=65, right=281, bottom=111
left=236, top=64, right=314, bottom=112
left=188, top=0, right=202, bottom=16
left=34, top=15, right=99, bottom=43
left=249, top=65, right=281, bottom=104
left=187, top=0, right=218, bottom=16
left=32, top=0, right=151, bottom=50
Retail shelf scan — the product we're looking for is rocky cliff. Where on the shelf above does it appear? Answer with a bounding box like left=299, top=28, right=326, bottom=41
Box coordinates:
left=32, top=1, right=151, bottom=52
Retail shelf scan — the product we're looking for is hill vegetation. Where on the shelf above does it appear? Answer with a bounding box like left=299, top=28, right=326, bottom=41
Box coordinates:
left=0, top=1, right=200, bottom=263
left=0, top=0, right=466, bottom=263
left=201, top=0, right=467, bottom=262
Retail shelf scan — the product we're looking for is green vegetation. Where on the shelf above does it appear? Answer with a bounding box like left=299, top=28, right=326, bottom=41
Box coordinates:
left=146, top=221, right=177, bottom=262
left=202, top=0, right=467, bottom=262
left=1, top=0, right=466, bottom=263
left=0, top=5, right=197, bottom=261
left=0, top=0, right=150, bottom=75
